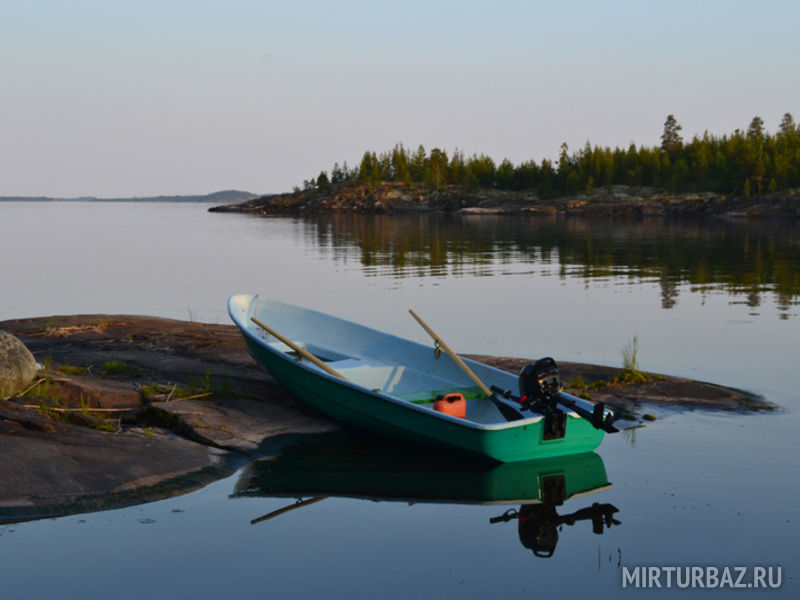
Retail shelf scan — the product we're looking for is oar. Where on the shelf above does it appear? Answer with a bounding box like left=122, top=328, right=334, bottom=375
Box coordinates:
left=408, top=309, right=525, bottom=422
left=251, top=496, right=327, bottom=525
left=250, top=317, right=347, bottom=380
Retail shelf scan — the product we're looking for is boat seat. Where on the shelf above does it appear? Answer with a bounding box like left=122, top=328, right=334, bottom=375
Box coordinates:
left=267, top=341, right=354, bottom=363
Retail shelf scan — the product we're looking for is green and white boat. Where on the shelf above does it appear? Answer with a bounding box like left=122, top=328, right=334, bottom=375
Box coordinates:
left=228, top=294, right=616, bottom=463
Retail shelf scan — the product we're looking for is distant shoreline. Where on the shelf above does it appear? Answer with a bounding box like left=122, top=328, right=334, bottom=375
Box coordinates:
left=0, top=190, right=258, bottom=204
left=208, top=182, right=800, bottom=219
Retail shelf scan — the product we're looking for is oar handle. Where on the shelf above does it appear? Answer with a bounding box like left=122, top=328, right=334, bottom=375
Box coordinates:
left=408, top=309, right=493, bottom=397
left=250, top=317, right=347, bottom=381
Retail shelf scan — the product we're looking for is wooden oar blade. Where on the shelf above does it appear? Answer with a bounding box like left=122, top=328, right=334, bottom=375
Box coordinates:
left=491, top=396, right=526, bottom=421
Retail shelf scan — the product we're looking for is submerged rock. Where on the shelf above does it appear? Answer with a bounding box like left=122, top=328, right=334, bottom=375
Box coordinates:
left=0, top=331, right=37, bottom=398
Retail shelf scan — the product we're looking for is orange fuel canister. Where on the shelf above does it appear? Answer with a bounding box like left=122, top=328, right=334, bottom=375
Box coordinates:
left=433, top=393, right=467, bottom=419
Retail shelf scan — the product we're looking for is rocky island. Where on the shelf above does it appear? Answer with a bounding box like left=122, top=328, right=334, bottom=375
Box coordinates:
left=211, top=114, right=800, bottom=218
left=208, top=182, right=800, bottom=218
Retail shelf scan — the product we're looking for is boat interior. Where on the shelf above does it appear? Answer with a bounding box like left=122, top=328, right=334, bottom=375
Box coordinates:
left=231, top=294, right=538, bottom=425
left=265, top=339, right=523, bottom=425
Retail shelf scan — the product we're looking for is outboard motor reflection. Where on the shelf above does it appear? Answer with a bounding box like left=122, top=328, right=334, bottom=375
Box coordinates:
left=490, top=474, right=620, bottom=558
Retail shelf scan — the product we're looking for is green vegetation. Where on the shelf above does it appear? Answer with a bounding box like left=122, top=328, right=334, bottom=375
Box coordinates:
left=56, top=364, right=90, bottom=375
left=94, top=317, right=114, bottom=329
left=90, top=418, right=120, bottom=433
left=302, top=113, right=800, bottom=197
left=617, top=336, right=653, bottom=385
left=621, top=336, right=639, bottom=372
left=614, top=369, right=651, bottom=386
left=100, top=361, right=134, bottom=375
left=20, top=376, right=62, bottom=404
left=140, top=383, right=184, bottom=401
left=565, top=338, right=653, bottom=396
left=565, top=375, right=612, bottom=394
left=619, top=334, right=648, bottom=386
left=139, top=371, right=221, bottom=402
left=18, top=374, right=120, bottom=433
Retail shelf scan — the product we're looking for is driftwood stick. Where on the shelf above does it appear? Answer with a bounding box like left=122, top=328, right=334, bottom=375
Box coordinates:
left=24, top=405, right=137, bottom=413
left=163, top=392, right=213, bottom=402
left=8, top=377, right=47, bottom=400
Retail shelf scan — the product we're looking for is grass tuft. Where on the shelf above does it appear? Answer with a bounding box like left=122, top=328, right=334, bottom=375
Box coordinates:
left=101, top=361, right=131, bottom=375
left=621, top=335, right=640, bottom=372
left=56, top=364, right=90, bottom=375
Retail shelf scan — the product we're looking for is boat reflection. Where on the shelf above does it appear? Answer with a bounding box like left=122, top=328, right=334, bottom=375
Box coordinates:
left=234, top=435, right=620, bottom=558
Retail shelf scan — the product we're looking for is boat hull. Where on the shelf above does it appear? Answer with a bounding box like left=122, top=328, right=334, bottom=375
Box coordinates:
left=230, top=295, right=605, bottom=462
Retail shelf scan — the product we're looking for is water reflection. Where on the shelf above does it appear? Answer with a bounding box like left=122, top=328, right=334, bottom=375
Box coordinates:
left=233, top=435, right=620, bottom=559
left=289, top=214, right=800, bottom=312
left=489, top=502, right=619, bottom=559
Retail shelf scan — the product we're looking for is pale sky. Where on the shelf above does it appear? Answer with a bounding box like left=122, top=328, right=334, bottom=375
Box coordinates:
left=2, top=0, right=798, bottom=197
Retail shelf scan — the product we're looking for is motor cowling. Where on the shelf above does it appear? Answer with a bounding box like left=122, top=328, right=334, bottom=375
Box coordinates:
left=518, top=357, right=561, bottom=411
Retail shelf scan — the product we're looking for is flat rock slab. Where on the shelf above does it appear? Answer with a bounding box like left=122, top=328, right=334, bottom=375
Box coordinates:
left=0, top=314, right=339, bottom=522
left=466, top=355, right=772, bottom=415
left=147, top=396, right=337, bottom=454
left=0, top=314, right=773, bottom=523
left=0, top=400, right=231, bottom=523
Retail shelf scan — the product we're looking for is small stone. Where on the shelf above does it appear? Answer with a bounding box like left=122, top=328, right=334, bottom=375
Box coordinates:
left=0, top=331, right=37, bottom=398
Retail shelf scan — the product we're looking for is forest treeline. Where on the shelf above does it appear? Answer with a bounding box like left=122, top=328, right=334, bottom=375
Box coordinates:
left=301, top=114, right=800, bottom=198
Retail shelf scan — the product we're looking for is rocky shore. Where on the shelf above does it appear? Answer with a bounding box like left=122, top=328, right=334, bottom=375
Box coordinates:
left=208, top=183, right=800, bottom=218
left=0, top=315, right=773, bottom=523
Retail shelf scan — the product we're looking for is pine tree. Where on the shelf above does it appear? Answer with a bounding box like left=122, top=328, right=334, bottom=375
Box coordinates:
left=330, top=162, right=345, bottom=184
left=496, top=159, right=515, bottom=189
left=428, top=148, right=448, bottom=189
left=778, top=113, right=796, bottom=137
left=306, top=110, right=800, bottom=199
left=661, top=115, right=683, bottom=151
left=410, top=145, right=427, bottom=182
left=747, top=116, right=765, bottom=141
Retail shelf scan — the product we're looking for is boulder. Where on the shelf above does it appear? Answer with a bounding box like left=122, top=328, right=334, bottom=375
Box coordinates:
left=0, top=331, right=37, bottom=398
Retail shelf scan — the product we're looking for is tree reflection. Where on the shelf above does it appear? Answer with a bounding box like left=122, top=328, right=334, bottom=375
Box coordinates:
left=295, top=214, right=800, bottom=313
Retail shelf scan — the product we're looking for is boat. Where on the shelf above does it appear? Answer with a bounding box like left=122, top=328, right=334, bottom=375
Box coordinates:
left=233, top=434, right=621, bottom=558
left=228, top=294, right=617, bottom=463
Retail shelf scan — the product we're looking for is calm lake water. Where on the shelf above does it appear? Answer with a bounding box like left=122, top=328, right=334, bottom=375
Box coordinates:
left=0, top=202, right=798, bottom=598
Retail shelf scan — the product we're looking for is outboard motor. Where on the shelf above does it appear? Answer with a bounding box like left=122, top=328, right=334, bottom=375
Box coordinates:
left=518, top=357, right=561, bottom=410
left=519, top=358, right=565, bottom=440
